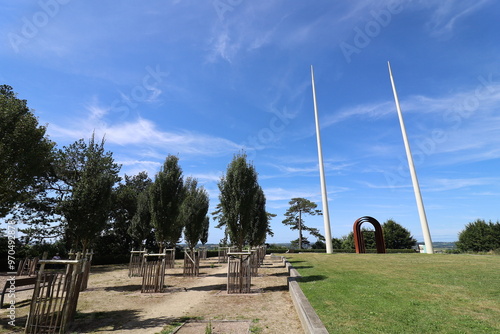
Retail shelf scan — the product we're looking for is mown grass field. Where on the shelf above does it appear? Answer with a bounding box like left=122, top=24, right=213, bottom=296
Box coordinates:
left=287, top=253, right=500, bottom=334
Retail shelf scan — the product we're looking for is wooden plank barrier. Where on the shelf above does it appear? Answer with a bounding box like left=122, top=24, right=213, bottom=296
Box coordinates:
left=183, top=249, right=199, bottom=277
left=141, top=253, right=167, bottom=293
left=17, top=257, right=39, bottom=277
left=68, top=250, right=93, bottom=291
left=250, top=250, right=259, bottom=277
left=164, top=249, right=175, bottom=269
left=218, top=247, right=229, bottom=263
left=24, top=253, right=85, bottom=334
left=199, top=247, right=207, bottom=260
left=128, top=249, right=147, bottom=277
left=227, top=252, right=252, bottom=294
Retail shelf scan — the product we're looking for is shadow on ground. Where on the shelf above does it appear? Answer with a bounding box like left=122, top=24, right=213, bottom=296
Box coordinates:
left=189, top=284, right=225, bottom=292
left=291, top=265, right=314, bottom=270
left=103, top=284, right=142, bottom=292
left=263, top=284, right=289, bottom=292
left=297, top=275, right=328, bottom=283
left=70, top=309, right=175, bottom=332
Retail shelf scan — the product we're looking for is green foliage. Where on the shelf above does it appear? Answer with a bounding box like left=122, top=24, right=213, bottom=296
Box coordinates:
left=57, top=134, right=121, bottom=252
left=129, top=186, right=154, bottom=248
left=181, top=177, right=210, bottom=250
left=341, top=232, right=355, bottom=250
left=341, top=219, right=416, bottom=250
left=383, top=219, right=417, bottom=249
left=199, top=216, right=209, bottom=245
left=0, top=85, right=55, bottom=217
left=216, top=153, right=268, bottom=250
left=312, top=239, right=326, bottom=249
left=456, top=219, right=500, bottom=252
left=282, top=198, right=323, bottom=250
left=102, top=172, right=152, bottom=254
left=247, top=187, right=269, bottom=247
left=149, top=155, right=185, bottom=249
left=291, top=237, right=311, bottom=249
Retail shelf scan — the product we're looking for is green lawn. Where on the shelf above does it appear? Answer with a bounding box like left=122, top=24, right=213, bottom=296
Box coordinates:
left=287, top=253, right=500, bottom=334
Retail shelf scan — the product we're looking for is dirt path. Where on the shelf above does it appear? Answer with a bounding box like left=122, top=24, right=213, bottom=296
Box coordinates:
left=119, top=264, right=229, bottom=333
left=0, top=256, right=303, bottom=333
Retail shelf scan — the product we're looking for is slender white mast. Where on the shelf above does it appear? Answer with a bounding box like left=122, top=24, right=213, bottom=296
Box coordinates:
left=311, top=65, right=333, bottom=254
left=387, top=61, right=434, bottom=254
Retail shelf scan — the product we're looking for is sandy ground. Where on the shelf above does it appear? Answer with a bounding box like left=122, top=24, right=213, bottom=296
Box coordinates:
left=1, top=256, right=303, bottom=334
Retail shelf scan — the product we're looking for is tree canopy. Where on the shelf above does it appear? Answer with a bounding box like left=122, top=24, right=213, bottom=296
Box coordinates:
left=57, top=134, right=121, bottom=252
left=282, top=197, right=323, bottom=249
left=456, top=219, right=500, bottom=252
left=103, top=172, right=152, bottom=253
left=129, top=187, right=154, bottom=248
left=216, top=153, right=268, bottom=250
left=149, top=155, right=185, bottom=250
left=181, top=177, right=210, bottom=250
left=0, top=85, right=54, bottom=217
left=383, top=219, right=417, bottom=249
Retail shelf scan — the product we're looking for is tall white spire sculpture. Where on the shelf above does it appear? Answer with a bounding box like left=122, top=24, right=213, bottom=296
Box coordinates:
left=311, top=65, right=333, bottom=254
left=388, top=61, right=434, bottom=254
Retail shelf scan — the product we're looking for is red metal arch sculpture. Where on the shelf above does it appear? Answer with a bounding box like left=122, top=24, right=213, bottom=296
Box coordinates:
left=353, top=216, right=386, bottom=254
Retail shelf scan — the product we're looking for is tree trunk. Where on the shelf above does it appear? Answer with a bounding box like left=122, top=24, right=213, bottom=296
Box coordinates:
left=299, top=210, right=302, bottom=250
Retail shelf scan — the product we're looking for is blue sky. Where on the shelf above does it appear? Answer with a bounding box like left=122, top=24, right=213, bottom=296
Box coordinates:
left=1, top=0, right=499, bottom=245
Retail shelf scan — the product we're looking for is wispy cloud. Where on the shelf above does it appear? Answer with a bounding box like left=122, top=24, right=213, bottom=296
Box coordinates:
left=323, top=101, right=394, bottom=127
left=421, top=0, right=492, bottom=37
left=48, top=103, right=242, bottom=157
left=426, top=177, right=500, bottom=192
left=264, top=187, right=320, bottom=202
left=321, top=81, right=500, bottom=165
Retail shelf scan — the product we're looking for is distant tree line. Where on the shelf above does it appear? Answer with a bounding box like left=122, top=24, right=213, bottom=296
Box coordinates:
left=305, top=219, right=417, bottom=251
left=0, top=85, right=273, bottom=261
left=280, top=196, right=417, bottom=251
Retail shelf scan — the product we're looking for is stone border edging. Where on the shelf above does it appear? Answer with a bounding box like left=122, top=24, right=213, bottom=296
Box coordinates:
left=284, top=258, right=329, bottom=334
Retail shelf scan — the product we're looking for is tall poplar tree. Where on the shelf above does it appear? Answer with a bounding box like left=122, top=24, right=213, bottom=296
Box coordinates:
left=181, top=177, right=209, bottom=251
left=216, top=153, right=268, bottom=251
left=247, top=187, right=269, bottom=247
left=129, top=187, right=154, bottom=248
left=149, top=155, right=184, bottom=251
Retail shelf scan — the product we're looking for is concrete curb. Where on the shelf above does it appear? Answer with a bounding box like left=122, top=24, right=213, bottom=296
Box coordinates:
left=284, top=258, right=329, bottom=334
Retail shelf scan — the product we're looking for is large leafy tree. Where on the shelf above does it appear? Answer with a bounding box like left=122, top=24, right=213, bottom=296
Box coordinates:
left=0, top=85, right=54, bottom=217
left=282, top=198, right=323, bottom=250
left=97, top=172, right=152, bottom=254
left=216, top=153, right=266, bottom=251
left=181, top=177, right=210, bottom=251
left=456, top=219, right=500, bottom=252
left=383, top=219, right=417, bottom=249
left=57, top=135, right=121, bottom=253
left=149, top=155, right=185, bottom=251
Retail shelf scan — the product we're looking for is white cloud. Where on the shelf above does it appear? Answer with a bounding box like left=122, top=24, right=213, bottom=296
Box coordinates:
left=48, top=103, right=242, bottom=157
